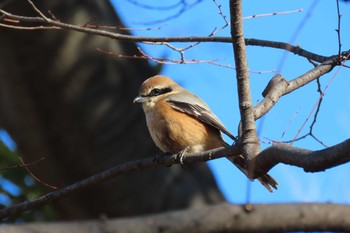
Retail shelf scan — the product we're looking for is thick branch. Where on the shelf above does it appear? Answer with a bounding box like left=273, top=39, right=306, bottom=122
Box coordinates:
left=1, top=203, right=350, bottom=232
left=254, top=139, right=350, bottom=177
left=0, top=9, right=345, bottom=63
left=230, top=0, right=259, bottom=174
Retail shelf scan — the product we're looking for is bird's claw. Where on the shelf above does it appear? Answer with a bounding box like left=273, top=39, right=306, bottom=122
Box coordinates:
left=176, top=146, right=190, bottom=167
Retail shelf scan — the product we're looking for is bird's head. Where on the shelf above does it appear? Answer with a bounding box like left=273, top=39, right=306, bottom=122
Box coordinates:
left=134, top=75, right=178, bottom=107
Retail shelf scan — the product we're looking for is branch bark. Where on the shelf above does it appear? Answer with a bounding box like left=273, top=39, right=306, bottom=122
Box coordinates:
left=254, top=139, right=350, bottom=177
left=1, top=203, right=350, bottom=233
left=230, top=0, right=259, bottom=176
left=254, top=58, right=338, bottom=120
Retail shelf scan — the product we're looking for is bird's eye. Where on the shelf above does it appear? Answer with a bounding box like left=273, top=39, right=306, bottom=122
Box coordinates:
left=149, top=87, right=172, bottom=97
left=150, top=88, right=161, bottom=96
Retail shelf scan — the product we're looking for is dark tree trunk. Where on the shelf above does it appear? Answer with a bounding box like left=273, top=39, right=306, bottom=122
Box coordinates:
left=0, top=0, right=224, bottom=219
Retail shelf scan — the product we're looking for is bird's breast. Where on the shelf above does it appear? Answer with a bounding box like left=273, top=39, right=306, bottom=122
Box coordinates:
left=143, top=101, right=225, bottom=154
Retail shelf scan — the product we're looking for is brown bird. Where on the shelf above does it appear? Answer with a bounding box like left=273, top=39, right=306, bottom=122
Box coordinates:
left=134, top=75, right=278, bottom=192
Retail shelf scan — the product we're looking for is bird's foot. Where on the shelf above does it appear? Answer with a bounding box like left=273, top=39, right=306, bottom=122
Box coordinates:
left=176, top=146, right=190, bottom=167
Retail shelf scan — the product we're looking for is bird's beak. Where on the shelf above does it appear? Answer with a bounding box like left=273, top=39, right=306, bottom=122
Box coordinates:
left=133, top=96, right=147, bottom=104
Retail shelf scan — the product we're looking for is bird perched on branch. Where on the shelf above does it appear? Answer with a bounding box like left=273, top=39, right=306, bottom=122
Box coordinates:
left=134, top=75, right=278, bottom=192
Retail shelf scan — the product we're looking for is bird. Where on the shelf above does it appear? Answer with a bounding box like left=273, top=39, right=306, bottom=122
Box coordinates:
left=134, top=75, right=278, bottom=192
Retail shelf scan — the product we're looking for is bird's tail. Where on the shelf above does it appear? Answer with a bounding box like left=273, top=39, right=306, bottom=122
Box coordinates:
left=227, top=155, right=278, bottom=192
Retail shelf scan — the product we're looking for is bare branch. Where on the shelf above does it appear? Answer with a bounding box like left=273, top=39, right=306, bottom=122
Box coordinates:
left=1, top=203, right=350, bottom=232
left=0, top=133, right=350, bottom=219
left=98, top=45, right=274, bottom=73
left=254, top=138, right=350, bottom=177
left=253, top=54, right=350, bottom=120
left=289, top=52, right=349, bottom=143
left=0, top=8, right=346, bottom=63
left=212, top=0, right=230, bottom=34
left=243, top=8, right=303, bottom=20
left=275, top=77, right=327, bottom=147
left=18, top=157, right=58, bottom=190
left=97, top=47, right=235, bottom=68
left=26, top=0, right=49, bottom=21
left=0, top=145, right=240, bottom=219
left=336, top=0, right=342, bottom=57
left=0, top=157, right=45, bottom=171
left=0, top=23, right=58, bottom=30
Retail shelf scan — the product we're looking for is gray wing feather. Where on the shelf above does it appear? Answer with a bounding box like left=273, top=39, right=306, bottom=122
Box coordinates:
left=166, top=90, right=237, bottom=142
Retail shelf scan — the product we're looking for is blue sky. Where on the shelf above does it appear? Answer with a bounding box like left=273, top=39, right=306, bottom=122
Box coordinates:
left=1, top=0, right=349, bottom=205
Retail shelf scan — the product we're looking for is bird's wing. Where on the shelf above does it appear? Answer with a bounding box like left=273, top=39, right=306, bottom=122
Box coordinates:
left=166, top=92, right=237, bottom=142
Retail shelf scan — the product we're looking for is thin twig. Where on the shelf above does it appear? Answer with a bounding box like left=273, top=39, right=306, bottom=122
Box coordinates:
left=276, top=77, right=327, bottom=147
left=26, top=0, right=49, bottom=21
left=212, top=0, right=230, bottom=34
left=84, top=23, right=165, bottom=31
left=0, top=157, right=45, bottom=171
left=276, top=0, right=320, bottom=73
left=278, top=54, right=350, bottom=146
left=335, top=0, right=342, bottom=58
left=18, top=157, right=58, bottom=190
left=280, top=109, right=300, bottom=140
left=291, top=53, right=350, bottom=143
left=0, top=23, right=58, bottom=30
left=97, top=47, right=275, bottom=74
left=243, top=8, right=303, bottom=20
left=308, top=77, right=326, bottom=144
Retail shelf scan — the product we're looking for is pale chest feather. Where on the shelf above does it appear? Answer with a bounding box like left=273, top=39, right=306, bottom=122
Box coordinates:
left=142, top=100, right=224, bottom=153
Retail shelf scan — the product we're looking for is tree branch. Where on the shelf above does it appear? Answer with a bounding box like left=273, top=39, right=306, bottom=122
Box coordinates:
left=0, top=8, right=346, bottom=63
left=1, top=203, right=350, bottom=232
left=254, top=52, right=350, bottom=120
left=0, top=135, right=350, bottom=219
left=255, top=59, right=336, bottom=120
left=230, top=0, right=259, bottom=176
left=254, top=138, right=350, bottom=177
left=0, top=145, right=240, bottom=219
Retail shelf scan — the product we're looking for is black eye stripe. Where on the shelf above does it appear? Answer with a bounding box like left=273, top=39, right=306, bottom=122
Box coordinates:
left=149, top=87, right=172, bottom=97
